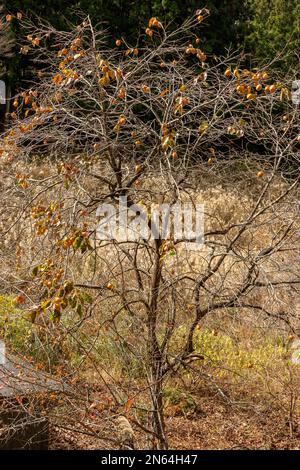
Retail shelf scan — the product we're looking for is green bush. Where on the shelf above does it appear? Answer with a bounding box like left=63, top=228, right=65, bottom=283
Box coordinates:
left=163, top=386, right=197, bottom=415
left=172, top=325, right=286, bottom=378
left=0, top=294, right=32, bottom=353
left=0, top=294, right=59, bottom=366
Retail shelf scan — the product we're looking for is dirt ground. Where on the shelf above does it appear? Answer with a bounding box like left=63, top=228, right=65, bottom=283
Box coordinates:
left=50, top=388, right=300, bottom=450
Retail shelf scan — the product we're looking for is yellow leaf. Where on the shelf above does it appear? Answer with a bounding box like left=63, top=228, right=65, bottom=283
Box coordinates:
left=198, top=121, right=209, bottom=134
left=99, top=74, right=110, bottom=87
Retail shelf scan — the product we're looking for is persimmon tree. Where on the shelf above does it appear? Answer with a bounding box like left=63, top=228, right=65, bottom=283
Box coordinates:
left=1, top=9, right=300, bottom=449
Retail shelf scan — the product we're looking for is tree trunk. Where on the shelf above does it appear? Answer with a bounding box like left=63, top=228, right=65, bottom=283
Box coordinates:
left=148, top=240, right=168, bottom=449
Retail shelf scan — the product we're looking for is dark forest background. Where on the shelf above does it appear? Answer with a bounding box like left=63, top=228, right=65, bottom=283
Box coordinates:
left=1, top=1, right=299, bottom=93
